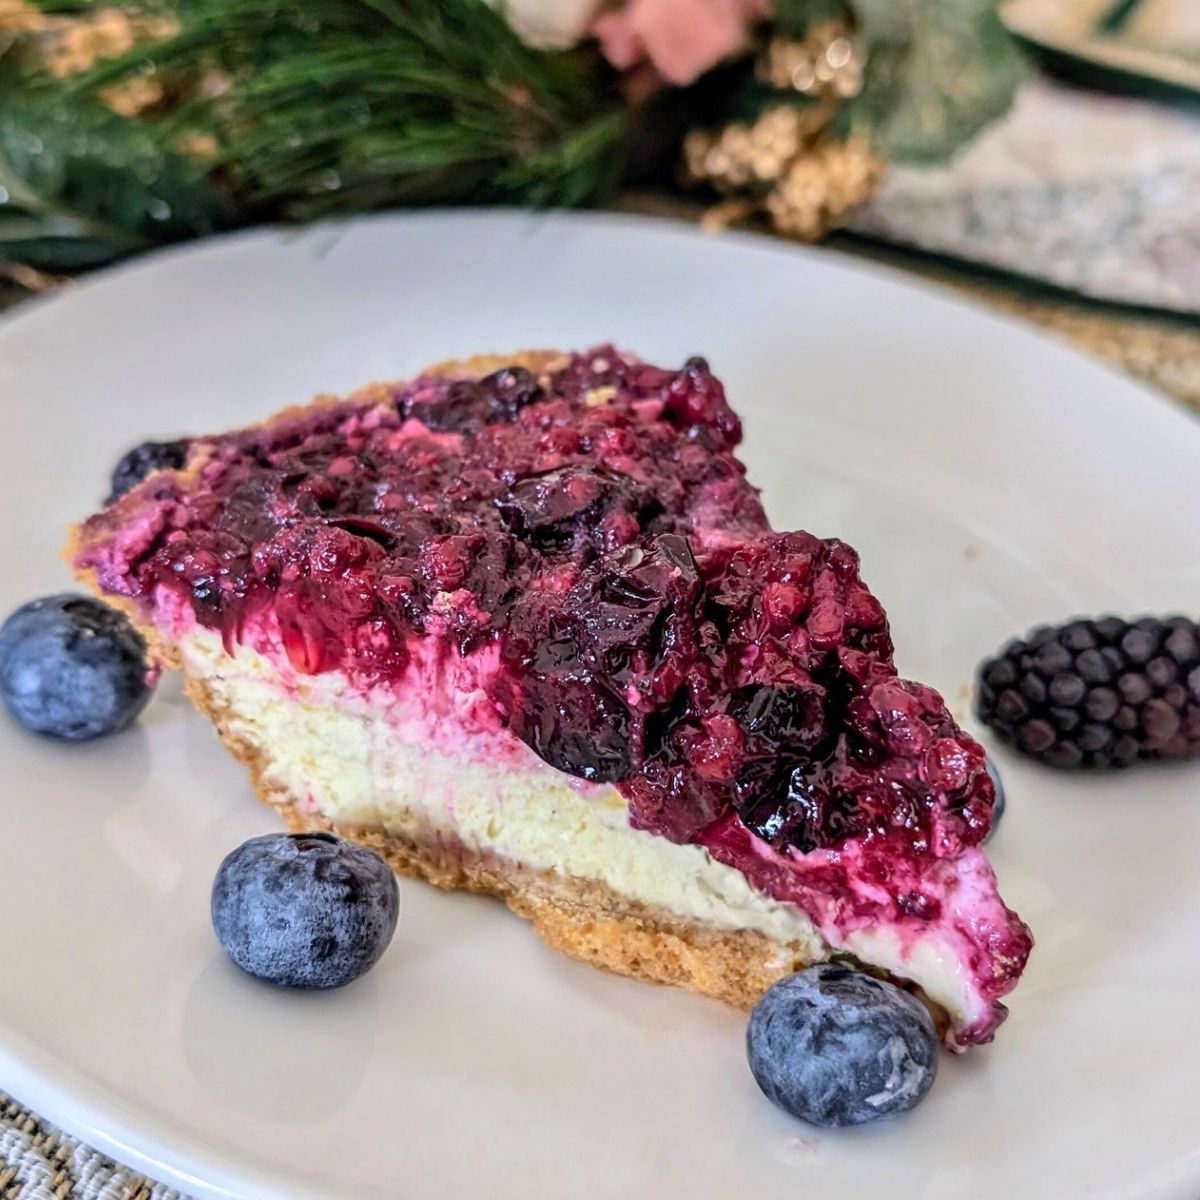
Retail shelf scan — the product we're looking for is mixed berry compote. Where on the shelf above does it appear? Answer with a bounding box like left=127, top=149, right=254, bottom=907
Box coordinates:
left=76, top=348, right=1032, bottom=1044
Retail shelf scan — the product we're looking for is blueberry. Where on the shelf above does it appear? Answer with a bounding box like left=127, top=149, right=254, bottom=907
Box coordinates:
left=984, top=758, right=1005, bottom=843
left=211, top=832, right=399, bottom=989
left=0, top=594, right=153, bottom=739
left=746, top=964, right=938, bottom=1127
left=108, top=439, right=190, bottom=503
left=508, top=672, right=635, bottom=782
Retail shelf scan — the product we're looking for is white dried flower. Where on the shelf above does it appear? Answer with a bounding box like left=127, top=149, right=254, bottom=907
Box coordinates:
left=488, top=0, right=603, bottom=49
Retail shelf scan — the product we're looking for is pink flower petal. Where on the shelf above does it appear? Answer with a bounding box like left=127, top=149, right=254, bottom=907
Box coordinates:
left=594, top=0, right=769, bottom=86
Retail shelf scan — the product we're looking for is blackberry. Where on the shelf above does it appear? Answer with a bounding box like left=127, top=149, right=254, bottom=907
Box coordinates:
left=977, top=616, right=1200, bottom=768
left=108, top=439, right=190, bottom=503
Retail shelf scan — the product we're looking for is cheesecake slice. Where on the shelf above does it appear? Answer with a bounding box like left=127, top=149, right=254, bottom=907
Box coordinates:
left=71, top=348, right=1031, bottom=1047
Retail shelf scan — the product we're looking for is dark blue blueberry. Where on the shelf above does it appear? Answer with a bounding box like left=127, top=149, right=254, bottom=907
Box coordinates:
left=108, top=438, right=190, bottom=503
left=211, top=832, right=400, bottom=989
left=984, top=758, right=1005, bottom=843
left=746, top=963, right=938, bottom=1127
left=0, top=594, right=153, bottom=740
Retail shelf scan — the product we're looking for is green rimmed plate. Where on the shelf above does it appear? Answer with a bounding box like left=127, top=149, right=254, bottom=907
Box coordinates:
left=1004, top=0, right=1200, bottom=102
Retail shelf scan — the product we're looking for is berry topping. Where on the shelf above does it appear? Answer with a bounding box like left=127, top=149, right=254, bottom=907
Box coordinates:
left=0, top=594, right=154, bottom=740
left=401, top=366, right=545, bottom=432
left=211, top=832, right=399, bottom=989
left=662, top=355, right=742, bottom=447
left=977, top=616, right=1200, bottom=767
left=498, top=533, right=701, bottom=784
left=108, top=439, right=190, bottom=503
left=496, top=465, right=657, bottom=557
left=746, top=963, right=939, bottom=1127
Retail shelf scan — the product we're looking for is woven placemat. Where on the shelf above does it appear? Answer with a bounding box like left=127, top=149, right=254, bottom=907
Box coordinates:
left=0, top=1093, right=179, bottom=1200
left=1, top=215, right=1199, bottom=1200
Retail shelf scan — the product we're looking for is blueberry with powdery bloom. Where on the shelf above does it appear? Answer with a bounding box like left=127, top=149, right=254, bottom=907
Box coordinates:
left=212, top=832, right=399, bottom=989
left=0, top=594, right=154, bottom=739
left=747, top=964, right=938, bottom=1127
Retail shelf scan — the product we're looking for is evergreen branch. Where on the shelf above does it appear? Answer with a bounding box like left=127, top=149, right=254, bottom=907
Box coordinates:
left=0, top=0, right=1021, bottom=271
left=0, top=72, right=229, bottom=271
left=1, top=0, right=627, bottom=270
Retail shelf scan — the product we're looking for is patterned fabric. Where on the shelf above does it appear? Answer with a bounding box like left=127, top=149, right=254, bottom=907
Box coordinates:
left=849, top=78, right=1200, bottom=314
left=0, top=1093, right=183, bottom=1200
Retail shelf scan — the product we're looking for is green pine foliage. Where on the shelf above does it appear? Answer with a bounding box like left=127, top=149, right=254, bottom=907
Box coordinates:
left=0, top=78, right=228, bottom=271
left=0, top=0, right=627, bottom=270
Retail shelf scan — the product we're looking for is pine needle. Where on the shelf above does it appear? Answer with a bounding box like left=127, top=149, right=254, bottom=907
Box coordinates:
left=0, top=0, right=627, bottom=269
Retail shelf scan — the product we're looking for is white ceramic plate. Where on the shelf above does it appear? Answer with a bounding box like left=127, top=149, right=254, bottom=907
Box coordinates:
left=2, top=211, right=1199, bottom=1200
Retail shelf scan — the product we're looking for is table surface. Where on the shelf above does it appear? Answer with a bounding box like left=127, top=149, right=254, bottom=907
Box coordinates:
left=0, top=220, right=1198, bottom=1200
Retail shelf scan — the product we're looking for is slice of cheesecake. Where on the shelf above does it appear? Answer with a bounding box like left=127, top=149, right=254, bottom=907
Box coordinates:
left=71, top=348, right=1031, bottom=1047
